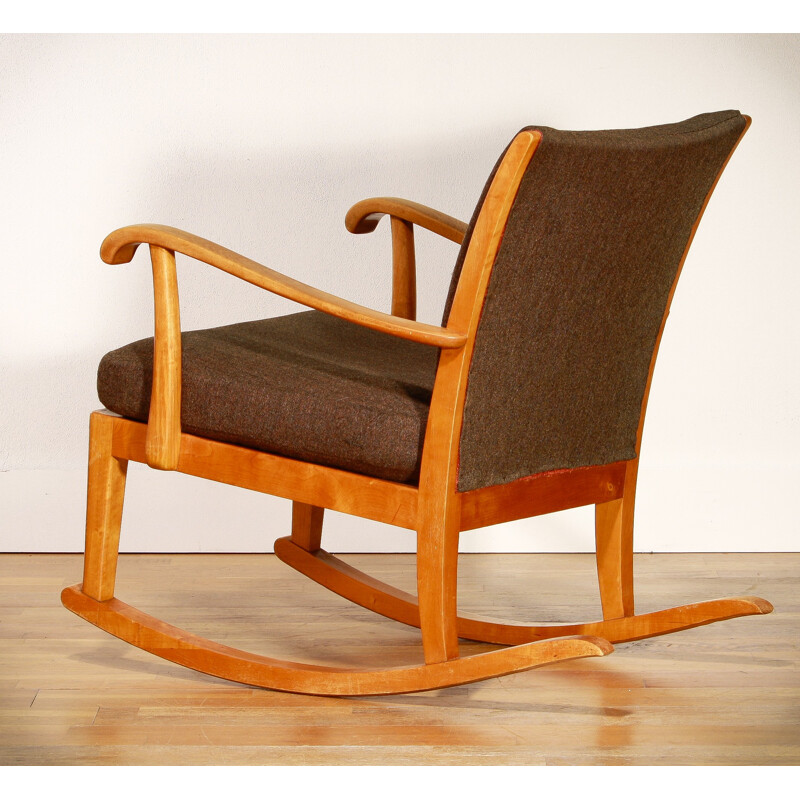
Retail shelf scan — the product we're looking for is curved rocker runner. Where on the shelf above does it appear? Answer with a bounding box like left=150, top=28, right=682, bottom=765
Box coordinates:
left=60, top=584, right=611, bottom=696
left=274, top=537, right=772, bottom=646
left=63, top=113, right=771, bottom=696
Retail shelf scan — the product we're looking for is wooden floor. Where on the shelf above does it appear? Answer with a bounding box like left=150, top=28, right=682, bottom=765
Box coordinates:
left=1, top=552, right=797, bottom=765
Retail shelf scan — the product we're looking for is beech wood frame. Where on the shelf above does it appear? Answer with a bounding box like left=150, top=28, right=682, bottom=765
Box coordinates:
left=62, top=126, right=771, bottom=696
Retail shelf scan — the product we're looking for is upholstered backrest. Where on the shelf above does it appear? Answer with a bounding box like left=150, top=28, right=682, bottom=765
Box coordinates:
left=452, top=112, right=748, bottom=492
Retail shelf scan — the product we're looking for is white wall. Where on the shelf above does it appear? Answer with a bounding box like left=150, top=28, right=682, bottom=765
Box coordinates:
left=1, top=34, right=798, bottom=553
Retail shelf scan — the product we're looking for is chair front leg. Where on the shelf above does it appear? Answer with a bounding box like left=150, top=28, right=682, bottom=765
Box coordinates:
left=595, top=459, right=638, bottom=619
left=82, top=412, right=128, bottom=601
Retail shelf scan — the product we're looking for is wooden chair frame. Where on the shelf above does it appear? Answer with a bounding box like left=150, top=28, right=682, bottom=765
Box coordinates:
left=62, top=128, right=771, bottom=696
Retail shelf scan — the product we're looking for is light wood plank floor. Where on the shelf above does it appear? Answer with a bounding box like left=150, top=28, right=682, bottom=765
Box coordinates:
left=1, top=552, right=797, bottom=765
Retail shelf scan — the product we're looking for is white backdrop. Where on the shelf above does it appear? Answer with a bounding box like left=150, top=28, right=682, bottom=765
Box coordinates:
left=1, top=34, right=798, bottom=553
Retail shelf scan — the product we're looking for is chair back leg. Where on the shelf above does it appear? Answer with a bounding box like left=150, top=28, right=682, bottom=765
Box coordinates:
left=595, top=460, right=638, bottom=620
left=290, top=502, right=324, bottom=552
left=416, top=496, right=461, bottom=663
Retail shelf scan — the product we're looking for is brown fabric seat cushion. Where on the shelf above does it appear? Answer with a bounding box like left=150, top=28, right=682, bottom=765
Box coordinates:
left=97, top=310, right=440, bottom=484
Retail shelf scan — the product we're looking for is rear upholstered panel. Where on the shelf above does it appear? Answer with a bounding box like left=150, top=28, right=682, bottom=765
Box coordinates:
left=456, top=112, right=747, bottom=492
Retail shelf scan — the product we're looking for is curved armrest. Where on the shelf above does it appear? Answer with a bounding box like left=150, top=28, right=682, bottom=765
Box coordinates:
left=345, top=198, right=468, bottom=244
left=101, top=224, right=466, bottom=350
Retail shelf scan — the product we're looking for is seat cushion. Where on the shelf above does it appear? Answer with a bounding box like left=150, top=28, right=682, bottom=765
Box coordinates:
left=97, top=311, right=440, bottom=484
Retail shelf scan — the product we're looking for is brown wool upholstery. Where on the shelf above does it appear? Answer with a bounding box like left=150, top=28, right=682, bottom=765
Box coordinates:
left=97, top=112, right=746, bottom=491
left=455, top=111, right=747, bottom=491
left=97, top=311, right=439, bottom=483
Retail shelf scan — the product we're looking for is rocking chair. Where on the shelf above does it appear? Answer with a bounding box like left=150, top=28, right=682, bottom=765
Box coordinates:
left=62, top=111, right=772, bottom=695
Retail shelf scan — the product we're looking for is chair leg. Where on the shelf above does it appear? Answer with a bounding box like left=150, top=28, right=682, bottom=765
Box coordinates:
left=82, top=412, right=128, bottom=602
left=595, top=462, right=637, bottom=620
left=416, top=502, right=461, bottom=664
left=276, top=454, right=770, bottom=647
left=290, top=502, right=324, bottom=552
left=63, top=413, right=614, bottom=695
left=287, top=498, right=468, bottom=658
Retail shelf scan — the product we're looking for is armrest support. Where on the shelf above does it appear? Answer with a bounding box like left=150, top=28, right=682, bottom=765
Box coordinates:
left=101, top=224, right=466, bottom=349
left=345, top=198, right=467, bottom=322
left=345, top=197, right=468, bottom=244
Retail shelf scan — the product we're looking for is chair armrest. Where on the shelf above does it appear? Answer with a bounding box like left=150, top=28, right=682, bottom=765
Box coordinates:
left=345, top=197, right=468, bottom=244
left=101, top=224, right=467, bottom=350
left=345, top=198, right=467, bottom=322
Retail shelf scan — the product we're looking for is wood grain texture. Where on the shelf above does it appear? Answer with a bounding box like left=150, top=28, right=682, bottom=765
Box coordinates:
left=390, top=217, right=416, bottom=320
left=61, top=584, right=610, bottom=696
left=77, top=185, right=625, bottom=699
left=106, top=412, right=419, bottom=530
left=459, top=461, right=626, bottom=531
left=2, top=553, right=796, bottom=765
left=81, top=413, right=127, bottom=602
left=413, top=131, right=542, bottom=665
left=595, top=459, right=639, bottom=619
left=290, top=502, right=324, bottom=552
left=145, top=245, right=181, bottom=470
left=100, top=224, right=466, bottom=349
left=273, top=538, right=771, bottom=644
left=345, top=196, right=468, bottom=243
